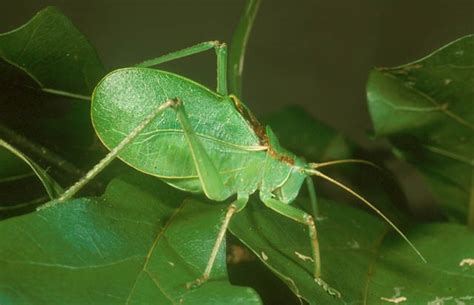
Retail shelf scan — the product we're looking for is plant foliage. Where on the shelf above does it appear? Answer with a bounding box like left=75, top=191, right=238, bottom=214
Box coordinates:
left=0, top=4, right=472, bottom=305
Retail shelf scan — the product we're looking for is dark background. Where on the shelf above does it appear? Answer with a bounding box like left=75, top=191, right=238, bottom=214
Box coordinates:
left=1, top=0, right=473, bottom=206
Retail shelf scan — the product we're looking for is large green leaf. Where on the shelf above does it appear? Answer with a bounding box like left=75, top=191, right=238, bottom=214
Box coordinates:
left=366, top=223, right=474, bottom=304
left=367, top=35, right=474, bottom=223
left=0, top=7, right=106, bottom=178
left=0, top=6, right=104, bottom=95
left=230, top=196, right=474, bottom=304
left=0, top=174, right=261, bottom=305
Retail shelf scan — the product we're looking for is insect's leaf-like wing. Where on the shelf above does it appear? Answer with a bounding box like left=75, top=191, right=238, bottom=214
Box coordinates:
left=92, top=68, right=264, bottom=195
left=0, top=173, right=262, bottom=305
left=230, top=196, right=474, bottom=304
left=367, top=35, right=474, bottom=222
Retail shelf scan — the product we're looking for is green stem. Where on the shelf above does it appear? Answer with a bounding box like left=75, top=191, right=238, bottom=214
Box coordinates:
left=468, top=168, right=474, bottom=230
left=228, top=0, right=261, bottom=97
left=41, top=88, right=91, bottom=101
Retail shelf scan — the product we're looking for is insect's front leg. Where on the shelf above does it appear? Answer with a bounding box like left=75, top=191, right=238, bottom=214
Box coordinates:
left=260, top=195, right=342, bottom=298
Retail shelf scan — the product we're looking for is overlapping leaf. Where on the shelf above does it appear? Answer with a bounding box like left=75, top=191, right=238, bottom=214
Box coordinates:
left=230, top=196, right=474, bottom=304
left=266, top=106, right=409, bottom=223
left=265, top=106, right=353, bottom=162
left=0, top=174, right=262, bottom=305
left=0, top=6, right=106, bottom=164
left=0, top=7, right=107, bottom=208
left=367, top=35, right=474, bottom=223
left=366, top=223, right=474, bottom=304
left=0, top=6, right=105, bottom=95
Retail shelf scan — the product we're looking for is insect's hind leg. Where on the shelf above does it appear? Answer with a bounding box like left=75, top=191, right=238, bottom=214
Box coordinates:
left=187, top=194, right=249, bottom=289
left=260, top=196, right=341, bottom=298
left=172, top=99, right=228, bottom=201
left=135, top=41, right=228, bottom=95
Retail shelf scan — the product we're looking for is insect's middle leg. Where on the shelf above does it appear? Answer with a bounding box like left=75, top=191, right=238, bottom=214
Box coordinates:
left=135, top=41, right=228, bottom=95
left=187, top=194, right=249, bottom=288
left=260, top=196, right=341, bottom=298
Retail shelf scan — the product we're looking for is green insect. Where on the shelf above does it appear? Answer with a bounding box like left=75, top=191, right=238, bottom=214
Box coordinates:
left=46, top=40, right=425, bottom=298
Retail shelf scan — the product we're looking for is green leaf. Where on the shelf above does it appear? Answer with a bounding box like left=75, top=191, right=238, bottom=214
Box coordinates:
left=230, top=196, right=474, bottom=304
left=0, top=6, right=107, bottom=176
left=366, top=223, right=474, bottom=304
left=228, top=0, right=261, bottom=97
left=0, top=6, right=105, bottom=95
left=265, top=106, right=353, bottom=162
left=230, top=196, right=385, bottom=304
left=266, top=106, right=410, bottom=222
left=0, top=174, right=261, bottom=305
left=367, top=35, right=474, bottom=223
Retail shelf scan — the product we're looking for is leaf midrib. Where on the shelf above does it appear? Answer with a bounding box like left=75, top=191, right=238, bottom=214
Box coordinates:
left=382, top=70, right=474, bottom=130
left=124, top=199, right=187, bottom=305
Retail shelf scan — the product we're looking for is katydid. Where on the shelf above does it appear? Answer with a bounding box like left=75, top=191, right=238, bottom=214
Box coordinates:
left=41, top=40, right=425, bottom=298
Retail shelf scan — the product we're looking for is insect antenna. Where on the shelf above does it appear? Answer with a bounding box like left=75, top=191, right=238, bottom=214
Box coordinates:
left=309, top=159, right=383, bottom=171
left=304, top=168, right=427, bottom=263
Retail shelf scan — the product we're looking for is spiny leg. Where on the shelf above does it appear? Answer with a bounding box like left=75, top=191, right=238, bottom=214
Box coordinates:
left=39, top=99, right=178, bottom=209
left=135, top=41, right=228, bottom=95
left=187, top=194, right=249, bottom=288
left=260, top=196, right=341, bottom=298
left=171, top=100, right=250, bottom=280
